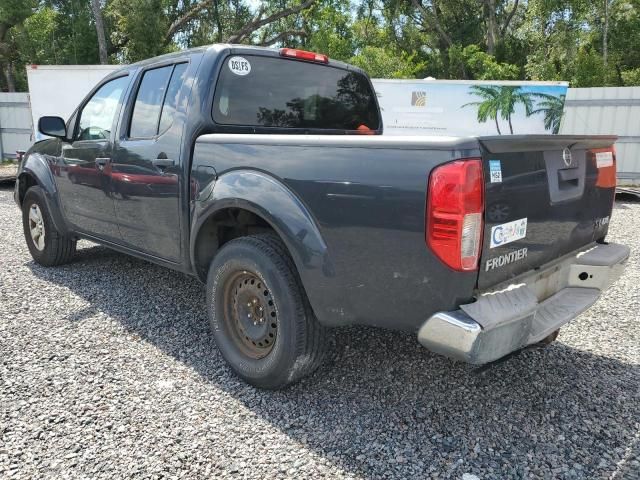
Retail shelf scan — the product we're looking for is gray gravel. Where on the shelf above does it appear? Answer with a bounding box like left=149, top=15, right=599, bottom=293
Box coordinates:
left=1, top=183, right=639, bottom=480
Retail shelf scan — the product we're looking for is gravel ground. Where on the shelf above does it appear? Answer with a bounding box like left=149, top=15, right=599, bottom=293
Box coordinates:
left=1, top=183, right=639, bottom=479
left=0, top=163, right=18, bottom=181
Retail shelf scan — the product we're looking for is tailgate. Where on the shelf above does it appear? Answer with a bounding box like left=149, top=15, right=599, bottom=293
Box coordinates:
left=478, top=135, right=617, bottom=290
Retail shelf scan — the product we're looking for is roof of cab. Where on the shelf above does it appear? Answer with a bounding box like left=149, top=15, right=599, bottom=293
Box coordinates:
left=104, top=43, right=360, bottom=78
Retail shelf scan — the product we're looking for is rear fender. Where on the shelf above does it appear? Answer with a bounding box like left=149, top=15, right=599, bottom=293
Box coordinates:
left=191, top=170, right=339, bottom=325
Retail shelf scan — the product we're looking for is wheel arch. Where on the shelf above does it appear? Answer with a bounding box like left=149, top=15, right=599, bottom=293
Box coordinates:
left=17, top=153, right=71, bottom=236
left=191, top=170, right=336, bottom=325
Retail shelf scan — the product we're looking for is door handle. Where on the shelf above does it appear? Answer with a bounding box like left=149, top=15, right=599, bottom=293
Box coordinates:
left=95, top=157, right=110, bottom=170
left=152, top=158, right=175, bottom=168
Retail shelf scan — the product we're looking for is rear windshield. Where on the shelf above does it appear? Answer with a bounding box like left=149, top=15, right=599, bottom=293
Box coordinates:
left=212, top=55, right=380, bottom=132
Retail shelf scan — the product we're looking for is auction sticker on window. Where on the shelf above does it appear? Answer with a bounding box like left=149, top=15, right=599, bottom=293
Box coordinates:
left=228, top=56, right=251, bottom=76
left=490, top=217, right=527, bottom=248
left=489, top=160, right=502, bottom=183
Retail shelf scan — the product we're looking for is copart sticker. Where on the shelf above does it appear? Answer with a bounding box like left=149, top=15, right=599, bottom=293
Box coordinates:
left=489, top=160, right=502, bottom=183
left=490, top=217, right=527, bottom=248
left=228, top=56, right=251, bottom=76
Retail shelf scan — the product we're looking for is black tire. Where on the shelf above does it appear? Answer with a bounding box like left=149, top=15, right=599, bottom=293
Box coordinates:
left=22, top=186, right=76, bottom=266
left=207, top=233, right=328, bottom=389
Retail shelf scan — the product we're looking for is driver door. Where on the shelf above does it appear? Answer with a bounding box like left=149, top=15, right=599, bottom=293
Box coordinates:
left=56, top=75, right=130, bottom=241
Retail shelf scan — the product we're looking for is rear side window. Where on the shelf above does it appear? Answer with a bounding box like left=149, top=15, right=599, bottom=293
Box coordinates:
left=159, top=63, right=188, bottom=132
left=129, top=63, right=187, bottom=138
left=213, top=55, right=380, bottom=132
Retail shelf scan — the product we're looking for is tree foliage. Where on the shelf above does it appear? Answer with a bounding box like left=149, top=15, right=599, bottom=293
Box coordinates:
left=2, top=0, right=640, bottom=91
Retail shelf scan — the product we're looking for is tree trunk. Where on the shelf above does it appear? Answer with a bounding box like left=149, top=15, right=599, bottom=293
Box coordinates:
left=91, top=0, right=108, bottom=64
left=486, top=0, right=497, bottom=55
left=501, top=0, right=519, bottom=37
left=603, top=0, right=609, bottom=73
left=3, top=61, right=16, bottom=92
left=508, top=115, right=513, bottom=134
left=213, top=0, right=223, bottom=42
left=494, top=116, right=502, bottom=135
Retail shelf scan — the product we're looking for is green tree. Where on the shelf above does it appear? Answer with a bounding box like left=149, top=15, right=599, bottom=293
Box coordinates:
left=5, top=0, right=640, bottom=91
left=349, top=46, right=425, bottom=78
left=621, top=67, right=640, bottom=85
left=0, top=0, right=37, bottom=91
left=106, top=0, right=170, bottom=62
left=449, top=44, right=519, bottom=80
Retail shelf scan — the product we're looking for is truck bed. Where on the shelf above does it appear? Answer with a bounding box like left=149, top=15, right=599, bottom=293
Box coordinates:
left=192, top=133, right=619, bottom=331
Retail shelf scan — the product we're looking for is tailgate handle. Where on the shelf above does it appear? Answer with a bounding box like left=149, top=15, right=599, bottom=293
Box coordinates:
left=544, top=150, right=586, bottom=203
left=558, top=168, right=580, bottom=186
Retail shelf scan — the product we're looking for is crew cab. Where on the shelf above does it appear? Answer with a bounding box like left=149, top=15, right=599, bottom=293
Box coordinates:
left=15, top=44, right=629, bottom=388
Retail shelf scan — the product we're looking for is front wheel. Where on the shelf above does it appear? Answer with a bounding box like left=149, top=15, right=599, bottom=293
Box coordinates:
left=207, top=233, right=328, bottom=389
left=22, top=186, right=76, bottom=266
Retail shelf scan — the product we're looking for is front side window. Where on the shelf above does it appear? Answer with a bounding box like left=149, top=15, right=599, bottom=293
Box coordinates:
left=213, top=55, right=380, bottom=132
left=77, top=76, right=129, bottom=141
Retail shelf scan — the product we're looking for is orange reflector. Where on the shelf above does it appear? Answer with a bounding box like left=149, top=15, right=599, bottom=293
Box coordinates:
left=279, top=48, right=329, bottom=64
left=590, top=147, right=617, bottom=188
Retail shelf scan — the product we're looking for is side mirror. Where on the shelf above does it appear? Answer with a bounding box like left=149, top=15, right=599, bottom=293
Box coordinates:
left=38, top=116, right=67, bottom=139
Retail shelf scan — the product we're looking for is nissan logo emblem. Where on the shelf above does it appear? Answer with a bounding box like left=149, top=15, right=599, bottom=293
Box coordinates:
left=562, top=148, right=573, bottom=167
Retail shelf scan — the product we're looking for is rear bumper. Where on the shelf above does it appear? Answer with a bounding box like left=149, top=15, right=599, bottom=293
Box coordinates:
left=417, top=242, right=630, bottom=365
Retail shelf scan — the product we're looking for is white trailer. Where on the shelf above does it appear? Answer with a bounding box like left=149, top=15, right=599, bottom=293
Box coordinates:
left=372, top=79, right=568, bottom=137
left=26, top=64, right=119, bottom=140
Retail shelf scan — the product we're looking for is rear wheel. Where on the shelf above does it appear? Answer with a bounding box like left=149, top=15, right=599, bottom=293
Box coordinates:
left=207, top=233, right=328, bottom=389
left=22, top=186, right=76, bottom=266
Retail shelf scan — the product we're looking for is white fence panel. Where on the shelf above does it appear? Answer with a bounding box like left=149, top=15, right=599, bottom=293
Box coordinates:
left=560, top=87, right=640, bottom=184
left=0, top=92, right=33, bottom=159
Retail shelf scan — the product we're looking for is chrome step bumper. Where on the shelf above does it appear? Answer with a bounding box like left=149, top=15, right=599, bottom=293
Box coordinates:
left=418, top=242, right=630, bottom=365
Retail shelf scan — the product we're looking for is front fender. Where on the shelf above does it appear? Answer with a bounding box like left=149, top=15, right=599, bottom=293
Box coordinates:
left=17, top=146, right=70, bottom=236
left=191, top=170, right=343, bottom=326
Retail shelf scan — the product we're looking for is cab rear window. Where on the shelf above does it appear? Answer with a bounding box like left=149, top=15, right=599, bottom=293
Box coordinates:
left=212, top=55, right=380, bottom=132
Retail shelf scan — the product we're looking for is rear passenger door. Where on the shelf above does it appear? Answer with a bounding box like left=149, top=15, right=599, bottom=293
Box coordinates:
left=111, top=62, right=190, bottom=262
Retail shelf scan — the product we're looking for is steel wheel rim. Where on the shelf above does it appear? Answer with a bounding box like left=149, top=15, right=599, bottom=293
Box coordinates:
left=223, top=271, right=278, bottom=359
left=28, top=204, right=46, bottom=251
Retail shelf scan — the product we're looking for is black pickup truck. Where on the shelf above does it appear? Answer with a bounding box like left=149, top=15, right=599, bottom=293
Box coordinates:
left=15, top=45, right=629, bottom=388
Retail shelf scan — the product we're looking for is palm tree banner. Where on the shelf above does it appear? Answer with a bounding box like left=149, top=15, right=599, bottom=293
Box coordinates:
left=372, top=80, right=568, bottom=136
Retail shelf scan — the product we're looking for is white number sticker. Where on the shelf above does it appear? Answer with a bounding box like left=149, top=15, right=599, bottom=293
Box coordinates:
left=228, top=56, right=251, bottom=76
left=489, top=160, right=502, bottom=183
left=595, top=151, right=613, bottom=168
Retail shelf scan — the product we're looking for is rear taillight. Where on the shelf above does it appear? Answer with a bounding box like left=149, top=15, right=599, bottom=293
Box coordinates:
left=590, top=147, right=617, bottom=188
left=427, top=159, right=484, bottom=271
left=279, top=48, right=329, bottom=64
